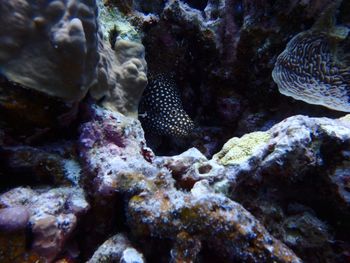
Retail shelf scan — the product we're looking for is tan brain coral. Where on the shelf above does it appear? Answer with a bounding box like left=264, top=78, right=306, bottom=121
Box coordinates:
left=272, top=1, right=350, bottom=112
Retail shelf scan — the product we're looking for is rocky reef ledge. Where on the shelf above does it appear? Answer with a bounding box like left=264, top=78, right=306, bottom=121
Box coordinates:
left=1, top=103, right=349, bottom=262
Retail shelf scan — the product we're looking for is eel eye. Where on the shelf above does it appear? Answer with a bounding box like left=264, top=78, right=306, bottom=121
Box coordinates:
left=171, top=109, right=176, bottom=115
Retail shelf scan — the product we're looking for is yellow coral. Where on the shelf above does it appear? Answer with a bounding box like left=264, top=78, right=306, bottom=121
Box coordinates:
left=213, top=131, right=270, bottom=165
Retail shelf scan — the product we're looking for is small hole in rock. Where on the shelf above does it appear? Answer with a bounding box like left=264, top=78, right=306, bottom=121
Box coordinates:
left=198, top=164, right=212, bottom=174
left=109, top=26, right=119, bottom=49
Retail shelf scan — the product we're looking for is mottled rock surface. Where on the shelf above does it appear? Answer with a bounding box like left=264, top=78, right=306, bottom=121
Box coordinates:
left=87, top=233, right=145, bottom=263
left=213, top=114, right=350, bottom=262
left=1, top=103, right=350, bottom=262
left=0, top=187, right=89, bottom=262
left=79, top=105, right=302, bottom=262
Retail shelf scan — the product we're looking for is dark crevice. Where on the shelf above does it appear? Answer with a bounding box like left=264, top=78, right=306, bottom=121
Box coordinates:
left=184, top=0, right=208, bottom=11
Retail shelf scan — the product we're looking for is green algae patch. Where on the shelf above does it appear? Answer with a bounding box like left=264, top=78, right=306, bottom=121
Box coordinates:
left=213, top=131, right=271, bottom=166
left=97, top=0, right=141, bottom=43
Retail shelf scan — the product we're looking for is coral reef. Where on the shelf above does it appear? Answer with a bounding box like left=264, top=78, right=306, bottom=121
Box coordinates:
left=80, top=105, right=301, bottom=262
left=1, top=103, right=350, bottom=262
left=127, top=0, right=350, bottom=155
left=1, top=0, right=350, bottom=262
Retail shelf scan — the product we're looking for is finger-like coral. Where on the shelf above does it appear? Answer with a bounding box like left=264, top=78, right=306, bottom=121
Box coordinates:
left=0, top=0, right=99, bottom=101
left=93, top=38, right=147, bottom=117
left=0, top=0, right=147, bottom=117
left=91, top=1, right=147, bottom=117
left=272, top=0, right=350, bottom=112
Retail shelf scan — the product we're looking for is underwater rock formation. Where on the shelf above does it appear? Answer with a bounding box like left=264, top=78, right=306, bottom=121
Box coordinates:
left=79, top=105, right=157, bottom=198
left=212, top=114, right=350, bottom=262
left=128, top=180, right=302, bottom=263
left=80, top=105, right=301, bottom=262
left=272, top=0, right=350, bottom=112
left=0, top=187, right=89, bottom=262
left=155, top=147, right=226, bottom=190
left=214, top=114, right=350, bottom=201
left=1, top=102, right=350, bottom=261
left=122, top=0, right=350, bottom=156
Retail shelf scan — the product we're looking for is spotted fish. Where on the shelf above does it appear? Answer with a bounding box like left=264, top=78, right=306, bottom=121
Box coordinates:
left=138, top=73, right=195, bottom=137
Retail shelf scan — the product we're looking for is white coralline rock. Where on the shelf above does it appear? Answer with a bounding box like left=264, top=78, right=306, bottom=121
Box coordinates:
left=87, top=233, right=145, bottom=263
left=212, top=114, right=350, bottom=209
